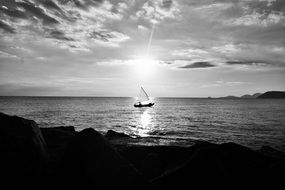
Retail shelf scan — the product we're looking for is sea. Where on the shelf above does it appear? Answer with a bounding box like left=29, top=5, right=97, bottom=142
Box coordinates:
left=1, top=97, right=285, bottom=151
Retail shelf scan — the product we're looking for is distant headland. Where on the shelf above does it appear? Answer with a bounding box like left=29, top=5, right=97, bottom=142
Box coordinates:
left=219, top=91, right=285, bottom=99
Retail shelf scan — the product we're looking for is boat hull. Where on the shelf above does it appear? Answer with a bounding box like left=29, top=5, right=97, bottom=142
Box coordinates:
left=134, top=102, right=154, bottom=108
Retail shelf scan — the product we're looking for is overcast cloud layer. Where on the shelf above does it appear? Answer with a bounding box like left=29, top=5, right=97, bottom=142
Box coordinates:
left=0, top=0, right=285, bottom=97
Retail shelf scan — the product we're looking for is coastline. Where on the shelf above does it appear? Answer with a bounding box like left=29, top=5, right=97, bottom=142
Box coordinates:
left=1, top=112, right=284, bottom=189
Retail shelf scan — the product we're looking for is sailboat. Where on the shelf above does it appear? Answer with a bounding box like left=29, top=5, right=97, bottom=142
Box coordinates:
left=134, top=87, right=154, bottom=107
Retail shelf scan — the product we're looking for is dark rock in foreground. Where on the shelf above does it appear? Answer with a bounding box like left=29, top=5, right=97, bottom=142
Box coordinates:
left=0, top=112, right=48, bottom=187
left=40, top=126, right=77, bottom=178
left=0, top=112, right=284, bottom=189
left=153, top=142, right=270, bottom=189
left=105, top=129, right=132, bottom=139
left=258, top=91, right=285, bottom=98
left=41, top=126, right=76, bottom=157
left=59, top=128, right=156, bottom=189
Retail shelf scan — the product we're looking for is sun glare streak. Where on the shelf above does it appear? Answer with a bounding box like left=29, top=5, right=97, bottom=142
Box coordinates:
left=146, top=23, right=156, bottom=57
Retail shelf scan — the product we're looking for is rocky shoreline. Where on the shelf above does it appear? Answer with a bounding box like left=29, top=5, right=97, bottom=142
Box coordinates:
left=1, top=112, right=284, bottom=189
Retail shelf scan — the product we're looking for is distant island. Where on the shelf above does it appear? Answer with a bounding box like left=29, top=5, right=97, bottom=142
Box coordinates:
left=258, top=91, right=285, bottom=99
left=219, top=91, right=285, bottom=99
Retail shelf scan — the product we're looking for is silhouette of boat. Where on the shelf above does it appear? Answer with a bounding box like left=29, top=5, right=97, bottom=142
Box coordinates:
left=134, top=87, right=154, bottom=108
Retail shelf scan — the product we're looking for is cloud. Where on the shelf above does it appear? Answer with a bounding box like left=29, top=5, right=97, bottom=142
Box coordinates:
left=0, top=5, right=27, bottom=19
left=0, top=83, right=63, bottom=96
left=48, top=29, right=74, bottom=41
left=61, top=0, right=104, bottom=10
left=135, top=0, right=180, bottom=23
left=74, top=0, right=125, bottom=21
left=0, top=50, right=18, bottom=59
left=226, top=11, right=285, bottom=27
left=90, top=30, right=114, bottom=42
left=211, top=0, right=285, bottom=27
left=110, top=2, right=128, bottom=14
left=0, top=0, right=133, bottom=51
left=178, top=61, right=216, bottom=69
left=172, top=48, right=210, bottom=60
left=161, top=0, right=173, bottom=9
left=0, top=20, right=15, bottom=33
left=89, top=30, right=130, bottom=46
left=247, top=0, right=285, bottom=14
left=39, top=0, right=64, bottom=12
left=201, top=80, right=251, bottom=88
left=226, top=60, right=269, bottom=66
left=17, top=1, right=59, bottom=25
left=212, top=44, right=241, bottom=55
left=138, top=24, right=147, bottom=30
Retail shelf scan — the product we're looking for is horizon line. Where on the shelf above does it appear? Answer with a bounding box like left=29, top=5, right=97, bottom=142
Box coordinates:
left=0, top=95, right=215, bottom=98
left=0, top=94, right=268, bottom=99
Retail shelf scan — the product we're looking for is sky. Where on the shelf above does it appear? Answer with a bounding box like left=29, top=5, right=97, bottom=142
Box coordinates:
left=0, top=0, right=285, bottom=97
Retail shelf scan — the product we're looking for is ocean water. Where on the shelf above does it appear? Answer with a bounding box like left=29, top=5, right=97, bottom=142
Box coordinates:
left=0, top=97, right=285, bottom=151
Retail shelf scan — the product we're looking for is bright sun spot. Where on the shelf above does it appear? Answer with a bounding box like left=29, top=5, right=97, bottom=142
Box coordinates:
left=133, top=56, right=157, bottom=77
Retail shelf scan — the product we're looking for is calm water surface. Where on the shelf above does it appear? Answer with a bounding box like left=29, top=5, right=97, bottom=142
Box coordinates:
left=0, top=97, right=285, bottom=151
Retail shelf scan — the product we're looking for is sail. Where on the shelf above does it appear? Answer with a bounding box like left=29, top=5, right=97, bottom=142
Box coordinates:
left=137, top=87, right=149, bottom=103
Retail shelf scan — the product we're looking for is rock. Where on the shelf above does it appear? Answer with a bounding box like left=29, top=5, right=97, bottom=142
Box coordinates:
left=44, top=125, right=76, bottom=133
left=59, top=128, right=157, bottom=189
left=40, top=126, right=76, bottom=149
left=105, top=129, right=131, bottom=139
left=258, top=146, right=285, bottom=160
left=258, top=146, right=285, bottom=188
left=268, top=162, right=285, bottom=187
left=118, top=146, right=163, bottom=180
left=0, top=112, right=48, bottom=187
left=1, top=113, right=284, bottom=189
left=116, top=144, right=204, bottom=181
left=40, top=126, right=76, bottom=168
left=153, top=142, right=272, bottom=189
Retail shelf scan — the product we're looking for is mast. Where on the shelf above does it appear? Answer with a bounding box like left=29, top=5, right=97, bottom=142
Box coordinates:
left=137, top=87, right=150, bottom=103
left=141, top=87, right=149, bottom=99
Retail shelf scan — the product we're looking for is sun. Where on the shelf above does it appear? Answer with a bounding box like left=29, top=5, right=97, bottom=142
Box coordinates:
left=133, top=56, right=157, bottom=77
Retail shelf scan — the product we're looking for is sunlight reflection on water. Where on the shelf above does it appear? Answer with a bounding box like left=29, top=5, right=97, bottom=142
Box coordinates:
left=141, top=110, right=151, bottom=127
left=132, top=109, right=153, bottom=137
